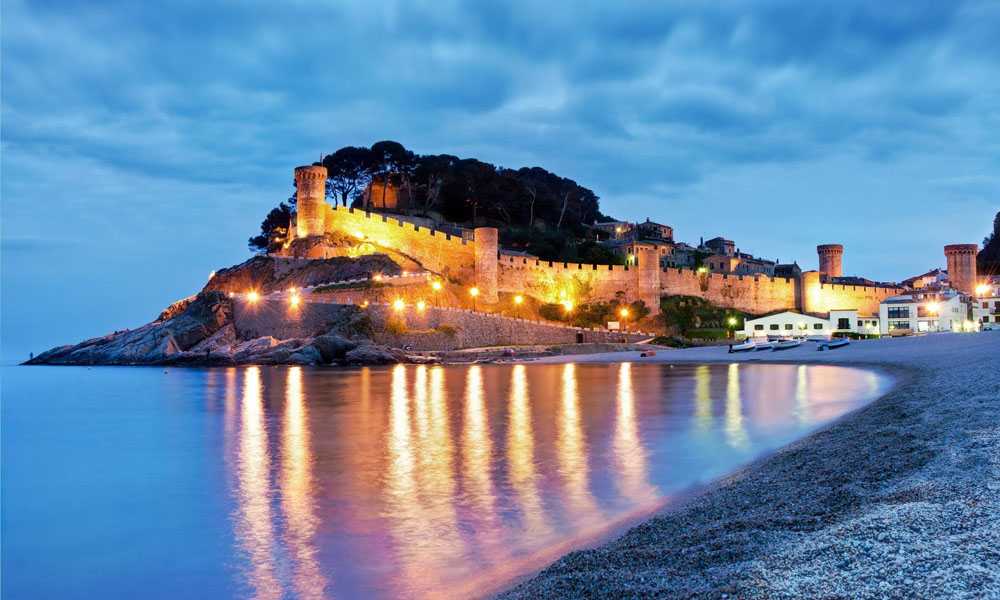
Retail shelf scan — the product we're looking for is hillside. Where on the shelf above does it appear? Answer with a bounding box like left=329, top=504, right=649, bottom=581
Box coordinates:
left=978, top=211, right=1000, bottom=277
left=252, top=141, right=621, bottom=264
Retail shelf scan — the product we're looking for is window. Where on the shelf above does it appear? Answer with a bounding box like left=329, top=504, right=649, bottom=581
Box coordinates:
left=857, top=320, right=863, bottom=327
left=814, top=324, right=824, bottom=330
left=888, top=321, right=910, bottom=330
left=887, top=307, right=909, bottom=319
left=837, top=318, right=851, bottom=330
left=784, top=324, right=793, bottom=330
left=754, top=324, right=764, bottom=330
left=769, top=324, right=779, bottom=330
left=984, top=302, right=989, bottom=309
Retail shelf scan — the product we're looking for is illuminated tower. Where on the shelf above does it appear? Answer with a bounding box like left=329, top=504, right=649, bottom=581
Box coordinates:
left=944, top=244, right=978, bottom=295
left=294, top=165, right=328, bottom=238
left=817, top=244, right=843, bottom=279
left=474, top=227, right=499, bottom=303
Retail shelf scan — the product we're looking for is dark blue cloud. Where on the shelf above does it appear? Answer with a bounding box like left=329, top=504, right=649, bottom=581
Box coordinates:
left=2, top=0, right=999, bottom=359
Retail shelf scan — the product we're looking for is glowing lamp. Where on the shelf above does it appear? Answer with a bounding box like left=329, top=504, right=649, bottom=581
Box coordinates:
left=247, top=291, right=259, bottom=302
left=514, top=295, right=523, bottom=305
left=402, top=271, right=409, bottom=276
left=393, top=299, right=405, bottom=312
left=361, top=300, right=369, bottom=308
left=373, top=274, right=383, bottom=282
left=620, top=308, right=629, bottom=318
left=417, top=300, right=426, bottom=310
left=431, top=281, right=442, bottom=291
left=976, top=284, right=990, bottom=296
left=728, top=317, right=737, bottom=326
left=290, top=294, right=301, bottom=307
left=469, top=287, right=479, bottom=298
left=927, top=302, right=939, bottom=314
left=697, top=267, right=708, bottom=274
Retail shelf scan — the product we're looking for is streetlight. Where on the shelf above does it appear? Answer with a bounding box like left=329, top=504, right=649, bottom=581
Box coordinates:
left=290, top=294, right=301, bottom=307
left=976, top=284, right=990, bottom=296
left=514, top=295, right=523, bottom=319
left=431, top=280, right=442, bottom=307
left=470, top=287, right=479, bottom=311
left=373, top=274, right=383, bottom=282
left=620, top=307, right=629, bottom=336
left=416, top=300, right=426, bottom=311
left=247, top=291, right=259, bottom=302
left=393, top=299, right=405, bottom=312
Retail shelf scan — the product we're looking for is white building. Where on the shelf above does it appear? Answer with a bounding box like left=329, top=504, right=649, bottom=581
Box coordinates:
left=878, top=291, right=968, bottom=335
left=973, top=279, right=1000, bottom=326
left=743, top=309, right=879, bottom=339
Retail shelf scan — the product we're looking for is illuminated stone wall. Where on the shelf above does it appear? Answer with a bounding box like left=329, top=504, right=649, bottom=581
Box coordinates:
left=659, top=268, right=798, bottom=314
left=800, top=270, right=901, bottom=316
left=944, top=244, right=978, bottom=295
left=323, top=205, right=476, bottom=278
left=817, top=244, right=844, bottom=278
left=496, top=255, right=641, bottom=305
left=294, top=166, right=327, bottom=238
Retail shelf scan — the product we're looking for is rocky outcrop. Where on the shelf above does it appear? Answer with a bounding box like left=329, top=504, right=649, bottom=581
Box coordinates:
left=204, top=253, right=401, bottom=296
left=26, top=256, right=435, bottom=367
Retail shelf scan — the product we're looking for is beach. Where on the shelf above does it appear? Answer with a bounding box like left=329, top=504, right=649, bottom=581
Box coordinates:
left=497, top=332, right=1000, bottom=599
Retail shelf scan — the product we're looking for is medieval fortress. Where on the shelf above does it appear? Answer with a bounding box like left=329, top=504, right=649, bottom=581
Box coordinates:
left=278, top=165, right=982, bottom=321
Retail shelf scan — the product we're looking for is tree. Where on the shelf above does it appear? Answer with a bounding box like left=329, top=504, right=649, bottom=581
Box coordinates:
left=248, top=202, right=293, bottom=253
left=367, top=141, right=415, bottom=210
left=322, top=146, right=371, bottom=207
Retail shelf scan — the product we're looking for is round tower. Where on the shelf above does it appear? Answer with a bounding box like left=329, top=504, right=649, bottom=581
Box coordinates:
left=944, top=244, right=978, bottom=295
left=294, top=165, right=328, bottom=238
left=817, top=244, right=843, bottom=279
left=474, top=227, right=499, bottom=303
left=636, top=248, right=662, bottom=314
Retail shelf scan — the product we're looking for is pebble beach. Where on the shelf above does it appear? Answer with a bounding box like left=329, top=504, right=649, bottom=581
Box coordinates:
left=497, top=332, right=1000, bottom=599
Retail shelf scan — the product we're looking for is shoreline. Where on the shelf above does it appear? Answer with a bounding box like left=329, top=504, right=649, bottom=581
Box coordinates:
left=495, top=332, right=1000, bottom=599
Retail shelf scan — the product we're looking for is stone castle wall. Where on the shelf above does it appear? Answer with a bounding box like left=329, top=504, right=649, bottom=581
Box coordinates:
left=659, top=268, right=799, bottom=314
left=316, top=196, right=902, bottom=318
left=322, top=205, right=476, bottom=277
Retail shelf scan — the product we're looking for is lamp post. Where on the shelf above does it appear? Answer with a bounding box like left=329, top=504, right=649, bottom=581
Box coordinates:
left=431, top=280, right=442, bottom=307
left=620, top=308, right=629, bottom=337
left=728, top=316, right=737, bottom=339
left=514, top=295, right=523, bottom=319
left=470, top=287, right=479, bottom=312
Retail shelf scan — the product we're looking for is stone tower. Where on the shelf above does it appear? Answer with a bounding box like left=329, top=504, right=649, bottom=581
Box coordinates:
left=817, top=244, right=843, bottom=279
left=294, top=165, right=328, bottom=238
left=636, top=248, right=662, bottom=314
left=474, top=227, right=499, bottom=303
left=944, top=244, right=978, bottom=294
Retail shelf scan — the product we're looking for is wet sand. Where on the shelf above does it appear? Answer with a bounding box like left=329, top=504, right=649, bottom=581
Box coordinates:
left=496, top=332, right=1000, bottom=599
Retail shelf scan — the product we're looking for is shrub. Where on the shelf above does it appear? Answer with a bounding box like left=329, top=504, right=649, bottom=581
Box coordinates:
left=383, top=316, right=408, bottom=336
left=435, top=323, right=460, bottom=336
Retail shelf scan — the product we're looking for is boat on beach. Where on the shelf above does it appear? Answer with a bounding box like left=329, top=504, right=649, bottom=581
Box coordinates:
left=817, top=337, right=850, bottom=351
left=730, top=339, right=756, bottom=352
left=772, top=338, right=803, bottom=351
left=755, top=341, right=774, bottom=351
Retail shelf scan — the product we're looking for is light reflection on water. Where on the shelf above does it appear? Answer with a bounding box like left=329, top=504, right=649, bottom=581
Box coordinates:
left=222, top=362, right=886, bottom=600
left=0, top=362, right=889, bottom=600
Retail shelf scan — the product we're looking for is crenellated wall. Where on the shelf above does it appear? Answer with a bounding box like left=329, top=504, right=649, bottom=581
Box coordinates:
left=322, top=205, right=476, bottom=277
left=660, top=268, right=798, bottom=314
left=800, top=271, right=902, bottom=316
left=496, top=254, right=641, bottom=305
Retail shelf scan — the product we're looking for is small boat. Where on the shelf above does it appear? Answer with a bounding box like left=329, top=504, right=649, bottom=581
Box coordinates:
left=730, top=340, right=756, bottom=353
left=772, top=339, right=802, bottom=351
left=766, top=334, right=782, bottom=341
left=755, top=341, right=774, bottom=351
left=817, top=337, right=850, bottom=351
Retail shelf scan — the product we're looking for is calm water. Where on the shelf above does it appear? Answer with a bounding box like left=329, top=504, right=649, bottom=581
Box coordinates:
left=2, top=362, right=889, bottom=599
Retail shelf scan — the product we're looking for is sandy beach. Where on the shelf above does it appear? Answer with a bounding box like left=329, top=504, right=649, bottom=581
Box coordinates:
left=497, top=332, right=1000, bottom=599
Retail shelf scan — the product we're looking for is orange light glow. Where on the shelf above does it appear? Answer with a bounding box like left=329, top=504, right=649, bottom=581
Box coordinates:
left=514, top=295, right=523, bottom=305
left=431, top=281, right=442, bottom=291
left=374, top=274, right=383, bottom=282
left=417, top=300, right=426, bottom=311
left=469, top=287, right=479, bottom=298
left=290, top=294, right=301, bottom=307
left=394, top=299, right=405, bottom=311
left=247, top=291, right=260, bottom=302
left=927, top=302, right=940, bottom=314
left=620, top=308, right=629, bottom=318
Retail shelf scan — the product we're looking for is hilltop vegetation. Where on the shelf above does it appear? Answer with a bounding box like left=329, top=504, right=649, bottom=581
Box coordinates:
left=978, top=211, right=1000, bottom=277
left=251, top=141, right=621, bottom=264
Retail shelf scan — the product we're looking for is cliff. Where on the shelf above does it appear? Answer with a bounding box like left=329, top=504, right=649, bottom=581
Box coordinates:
left=26, top=255, right=431, bottom=367
left=978, top=211, right=1000, bottom=277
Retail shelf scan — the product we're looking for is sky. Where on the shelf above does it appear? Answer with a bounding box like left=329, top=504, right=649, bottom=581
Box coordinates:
left=2, top=0, right=999, bottom=360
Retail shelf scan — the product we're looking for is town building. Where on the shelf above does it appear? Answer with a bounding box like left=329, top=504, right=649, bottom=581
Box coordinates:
left=634, top=218, right=673, bottom=241
left=973, top=278, right=1000, bottom=325
left=704, top=252, right=776, bottom=276
left=702, top=236, right=735, bottom=256
left=593, top=220, right=633, bottom=240
left=774, top=262, right=802, bottom=279
left=743, top=309, right=879, bottom=339
left=878, top=291, right=968, bottom=335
